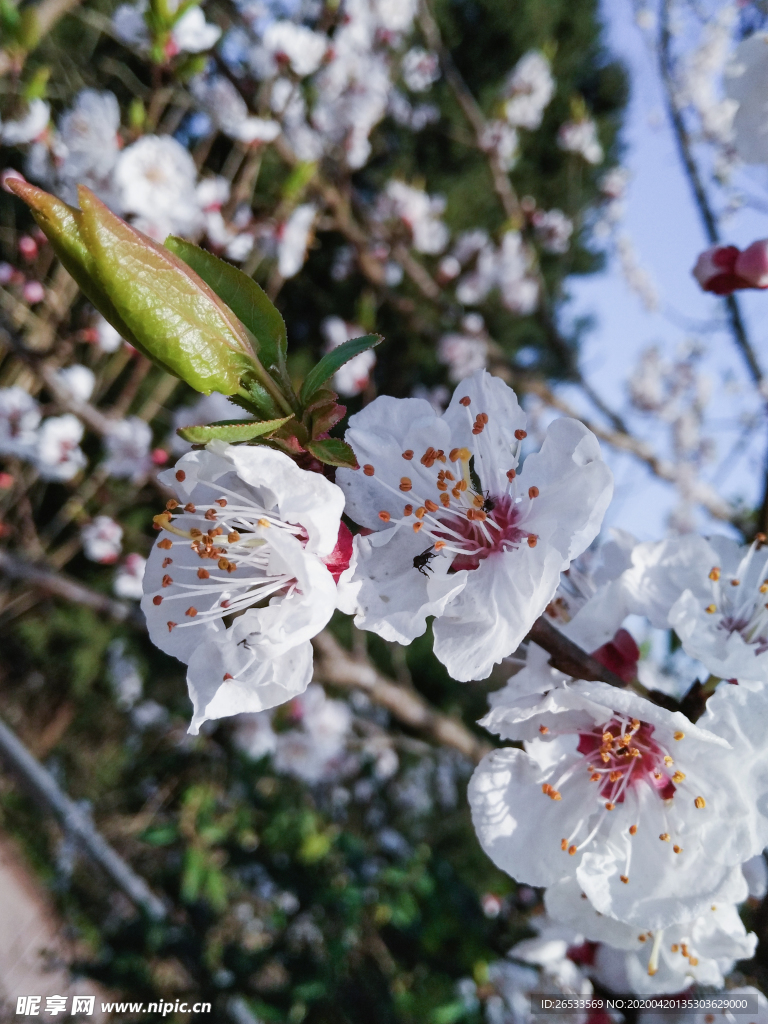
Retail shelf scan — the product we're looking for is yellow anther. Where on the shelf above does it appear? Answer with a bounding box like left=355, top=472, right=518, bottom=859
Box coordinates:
left=705, top=604, right=717, bottom=614
left=664, top=755, right=673, bottom=766
left=629, top=824, right=638, bottom=835
left=659, top=833, right=670, bottom=842
left=673, top=845, right=682, bottom=854
left=694, top=796, right=706, bottom=809
left=709, top=567, right=721, bottom=581
left=674, top=731, right=685, bottom=741
left=620, top=875, right=629, bottom=884
left=672, top=771, right=686, bottom=783
left=258, top=518, right=270, bottom=528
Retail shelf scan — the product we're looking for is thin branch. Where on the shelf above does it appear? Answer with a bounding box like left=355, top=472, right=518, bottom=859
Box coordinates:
left=0, top=715, right=167, bottom=920
left=0, top=549, right=143, bottom=626
left=311, top=631, right=492, bottom=763
left=0, top=314, right=117, bottom=437
left=525, top=379, right=738, bottom=523
left=418, top=2, right=520, bottom=222
left=526, top=617, right=627, bottom=689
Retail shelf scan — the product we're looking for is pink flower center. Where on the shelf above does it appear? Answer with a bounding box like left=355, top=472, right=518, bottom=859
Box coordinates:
left=435, top=494, right=526, bottom=571
left=576, top=718, right=676, bottom=803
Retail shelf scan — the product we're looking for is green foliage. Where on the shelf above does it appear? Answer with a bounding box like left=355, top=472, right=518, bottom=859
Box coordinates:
left=164, top=237, right=290, bottom=378
left=299, top=335, right=382, bottom=405
left=176, top=417, right=294, bottom=444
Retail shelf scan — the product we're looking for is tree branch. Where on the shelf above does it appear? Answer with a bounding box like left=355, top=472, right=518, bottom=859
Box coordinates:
left=526, top=617, right=627, bottom=688
left=0, top=549, right=144, bottom=627
left=525, top=378, right=739, bottom=524
left=311, top=631, right=492, bottom=763
left=0, top=715, right=166, bottom=920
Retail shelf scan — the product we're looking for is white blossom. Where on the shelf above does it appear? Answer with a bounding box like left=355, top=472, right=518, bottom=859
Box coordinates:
left=401, top=47, right=440, bottom=92
left=113, top=0, right=221, bottom=55
left=725, top=32, right=768, bottom=164
left=170, top=5, right=222, bottom=54
left=502, top=52, right=555, bottom=130
left=262, top=21, right=327, bottom=77
left=107, top=639, right=143, bottom=709
left=438, top=328, right=488, bottom=383
left=95, top=316, right=124, bottom=353
left=532, top=209, right=573, bottom=254
left=678, top=7, right=737, bottom=145
left=115, top=135, right=204, bottom=240
left=114, top=553, right=147, bottom=600
left=191, top=74, right=281, bottom=144
left=82, top=515, right=123, bottom=563
left=272, top=684, right=353, bottom=783
left=545, top=876, right=755, bottom=994
left=0, top=387, right=40, bottom=460
left=0, top=99, right=50, bottom=145
left=481, top=121, right=519, bottom=172
left=471, top=679, right=763, bottom=930
left=36, top=414, right=87, bottom=481
left=337, top=370, right=613, bottom=681
left=141, top=443, right=346, bottom=733
left=457, top=231, right=539, bottom=315
left=277, top=204, right=316, bottom=278
left=103, top=417, right=153, bottom=482
left=557, top=119, right=603, bottom=165
left=378, top=180, right=449, bottom=255
left=54, top=90, right=122, bottom=208
left=56, top=365, right=96, bottom=403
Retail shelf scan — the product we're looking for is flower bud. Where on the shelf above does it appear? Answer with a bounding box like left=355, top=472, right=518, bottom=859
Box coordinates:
left=735, top=239, right=768, bottom=289
left=76, top=186, right=263, bottom=396
left=692, top=240, right=768, bottom=295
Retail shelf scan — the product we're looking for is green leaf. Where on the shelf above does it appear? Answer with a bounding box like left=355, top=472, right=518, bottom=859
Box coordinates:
left=299, top=334, right=381, bottom=405
left=165, top=237, right=287, bottom=372
left=176, top=416, right=292, bottom=444
left=305, top=437, right=359, bottom=469
left=77, top=187, right=260, bottom=396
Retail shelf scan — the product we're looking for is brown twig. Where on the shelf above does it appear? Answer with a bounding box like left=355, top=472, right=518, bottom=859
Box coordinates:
left=311, top=631, right=492, bottom=763
left=0, top=715, right=166, bottom=919
left=526, top=617, right=627, bottom=689
left=526, top=378, right=738, bottom=523
left=0, top=549, right=143, bottom=627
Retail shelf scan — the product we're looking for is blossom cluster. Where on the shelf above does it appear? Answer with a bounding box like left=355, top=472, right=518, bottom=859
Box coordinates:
left=470, top=526, right=768, bottom=997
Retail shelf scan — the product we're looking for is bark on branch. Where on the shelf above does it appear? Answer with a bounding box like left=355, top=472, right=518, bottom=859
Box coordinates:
left=311, top=631, right=492, bottom=763
left=0, top=716, right=167, bottom=920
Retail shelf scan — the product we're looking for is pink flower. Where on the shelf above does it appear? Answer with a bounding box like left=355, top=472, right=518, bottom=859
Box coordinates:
left=692, top=240, right=768, bottom=295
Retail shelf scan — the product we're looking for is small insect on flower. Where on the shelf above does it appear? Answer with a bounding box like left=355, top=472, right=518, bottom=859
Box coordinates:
left=413, top=547, right=437, bottom=577
left=481, top=490, right=496, bottom=513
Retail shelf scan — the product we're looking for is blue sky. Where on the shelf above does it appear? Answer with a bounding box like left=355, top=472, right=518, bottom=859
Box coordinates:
left=563, top=0, right=768, bottom=541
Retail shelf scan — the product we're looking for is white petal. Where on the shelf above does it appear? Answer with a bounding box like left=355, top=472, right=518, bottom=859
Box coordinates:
left=432, top=543, right=564, bottom=680
left=347, top=527, right=467, bottom=644
left=442, top=369, right=527, bottom=495
left=187, top=639, right=312, bottom=734
left=337, top=396, right=452, bottom=531
left=519, top=417, right=613, bottom=561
